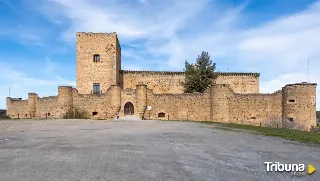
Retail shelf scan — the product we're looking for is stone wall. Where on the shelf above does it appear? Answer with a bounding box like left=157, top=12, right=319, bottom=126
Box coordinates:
left=5, top=31, right=316, bottom=131
left=119, top=88, right=137, bottom=117
left=145, top=89, right=211, bottom=121
left=76, top=32, right=121, bottom=94
left=6, top=86, right=115, bottom=120
left=120, top=71, right=185, bottom=94
left=36, top=96, right=59, bottom=119
left=228, top=91, right=282, bottom=127
left=215, top=73, right=259, bottom=94
left=120, top=70, right=260, bottom=94
left=5, top=83, right=317, bottom=131
left=282, top=83, right=317, bottom=130
left=6, top=98, right=28, bottom=119
left=73, top=92, right=113, bottom=120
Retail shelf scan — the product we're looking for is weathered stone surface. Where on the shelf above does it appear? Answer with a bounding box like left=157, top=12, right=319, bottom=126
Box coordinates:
left=5, top=32, right=317, bottom=131
left=120, top=70, right=259, bottom=94
left=76, top=32, right=121, bottom=94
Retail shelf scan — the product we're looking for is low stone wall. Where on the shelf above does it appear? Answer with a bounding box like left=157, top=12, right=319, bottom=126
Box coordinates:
left=229, top=91, right=282, bottom=127
left=36, top=96, right=59, bottom=119
left=73, top=92, right=113, bottom=120
left=6, top=99, right=28, bottom=119
left=146, top=89, right=210, bottom=121
left=5, top=82, right=317, bottom=131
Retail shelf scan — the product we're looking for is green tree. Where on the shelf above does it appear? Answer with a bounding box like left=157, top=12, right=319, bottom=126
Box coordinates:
left=182, top=51, right=217, bottom=93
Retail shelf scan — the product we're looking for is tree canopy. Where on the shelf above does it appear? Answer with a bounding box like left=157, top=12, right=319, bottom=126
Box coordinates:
left=182, top=51, right=217, bottom=93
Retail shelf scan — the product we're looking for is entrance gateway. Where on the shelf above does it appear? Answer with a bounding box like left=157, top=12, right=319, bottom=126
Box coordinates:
left=124, top=102, right=134, bottom=115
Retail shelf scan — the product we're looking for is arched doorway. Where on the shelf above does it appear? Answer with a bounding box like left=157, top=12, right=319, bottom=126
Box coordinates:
left=124, top=102, right=134, bottom=115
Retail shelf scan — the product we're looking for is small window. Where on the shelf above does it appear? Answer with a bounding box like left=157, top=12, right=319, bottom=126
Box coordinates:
left=48, top=113, right=51, bottom=116
left=288, top=99, right=295, bottom=103
left=93, top=54, right=100, bottom=62
left=92, top=112, right=98, bottom=116
left=288, top=118, right=294, bottom=122
left=158, top=112, right=165, bottom=118
left=250, top=117, right=256, bottom=119
left=25, top=114, right=27, bottom=117
left=93, top=83, right=100, bottom=94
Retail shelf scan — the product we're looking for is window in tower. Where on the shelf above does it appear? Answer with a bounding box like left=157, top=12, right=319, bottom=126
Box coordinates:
left=93, top=83, right=100, bottom=94
left=93, top=54, right=100, bottom=62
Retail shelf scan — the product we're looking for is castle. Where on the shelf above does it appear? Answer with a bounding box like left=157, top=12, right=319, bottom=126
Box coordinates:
left=6, top=32, right=317, bottom=131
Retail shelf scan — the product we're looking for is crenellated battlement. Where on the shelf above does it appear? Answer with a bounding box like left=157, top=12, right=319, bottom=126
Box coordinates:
left=8, top=98, right=23, bottom=101
left=121, top=70, right=185, bottom=75
left=234, top=90, right=282, bottom=96
left=76, top=32, right=117, bottom=37
left=121, top=70, right=260, bottom=77
left=5, top=31, right=316, bottom=131
left=215, top=72, right=260, bottom=77
left=283, top=82, right=317, bottom=87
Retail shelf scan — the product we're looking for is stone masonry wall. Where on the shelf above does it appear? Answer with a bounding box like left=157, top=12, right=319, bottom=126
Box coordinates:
left=6, top=99, right=28, bottom=119
left=120, top=70, right=259, bottom=94
left=228, top=91, right=282, bottom=127
left=282, top=83, right=317, bottom=131
left=145, top=89, right=211, bottom=121
left=73, top=93, right=113, bottom=119
left=6, top=96, right=60, bottom=119
left=120, top=71, right=185, bottom=94
left=36, top=96, right=59, bottom=119
left=73, top=91, right=113, bottom=120
left=76, top=32, right=120, bottom=94
left=5, top=31, right=316, bottom=131
left=5, top=83, right=316, bottom=131
left=119, top=88, right=137, bottom=117
left=6, top=86, right=115, bottom=120
left=215, top=73, right=259, bottom=94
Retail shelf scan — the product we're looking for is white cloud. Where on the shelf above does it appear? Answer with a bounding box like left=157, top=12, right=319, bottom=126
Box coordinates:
left=260, top=73, right=318, bottom=93
left=40, top=0, right=149, bottom=42
left=7, top=0, right=320, bottom=110
left=40, top=0, right=210, bottom=42
left=260, top=73, right=320, bottom=111
left=0, top=63, right=75, bottom=109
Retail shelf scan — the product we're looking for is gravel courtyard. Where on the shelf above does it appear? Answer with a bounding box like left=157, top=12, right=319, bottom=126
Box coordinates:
left=0, top=119, right=319, bottom=181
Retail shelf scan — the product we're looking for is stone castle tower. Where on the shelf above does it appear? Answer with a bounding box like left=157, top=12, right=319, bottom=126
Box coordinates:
left=76, top=32, right=121, bottom=94
left=5, top=32, right=317, bottom=131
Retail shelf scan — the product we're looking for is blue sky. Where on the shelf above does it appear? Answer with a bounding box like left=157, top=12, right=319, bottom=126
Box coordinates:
left=0, top=0, right=319, bottom=110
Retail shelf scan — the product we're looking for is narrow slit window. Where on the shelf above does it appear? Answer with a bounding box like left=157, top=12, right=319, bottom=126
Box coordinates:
left=93, top=54, right=100, bottom=62
left=93, top=83, right=100, bottom=94
left=288, top=99, right=295, bottom=103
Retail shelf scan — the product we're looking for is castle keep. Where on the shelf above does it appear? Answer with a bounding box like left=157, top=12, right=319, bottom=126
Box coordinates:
left=6, top=32, right=317, bottom=131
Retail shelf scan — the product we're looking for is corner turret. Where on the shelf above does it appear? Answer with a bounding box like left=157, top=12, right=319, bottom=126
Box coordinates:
left=282, top=83, right=317, bottom=131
